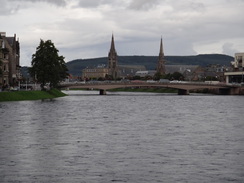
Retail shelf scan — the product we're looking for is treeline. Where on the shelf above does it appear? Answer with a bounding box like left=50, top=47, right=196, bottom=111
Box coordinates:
left=90, top=72, right=184, bottom=81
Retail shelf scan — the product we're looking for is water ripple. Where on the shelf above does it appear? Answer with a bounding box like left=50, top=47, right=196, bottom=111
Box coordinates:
left=0, top=91, right=244, bottom=182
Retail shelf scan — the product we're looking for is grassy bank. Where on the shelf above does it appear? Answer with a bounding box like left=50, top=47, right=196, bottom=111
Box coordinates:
left=0, top=89, right=67, bottom=102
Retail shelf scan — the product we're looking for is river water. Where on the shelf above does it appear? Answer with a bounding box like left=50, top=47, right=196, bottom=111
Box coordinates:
left=0, top=90, right=244, bottom=183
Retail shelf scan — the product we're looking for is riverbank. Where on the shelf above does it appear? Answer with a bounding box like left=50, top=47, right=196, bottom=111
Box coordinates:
left=69, top=87, right=177, bottom=93
left=108, top=87, right=177, bottom=93
left=0, top=89, right=66, bottom=102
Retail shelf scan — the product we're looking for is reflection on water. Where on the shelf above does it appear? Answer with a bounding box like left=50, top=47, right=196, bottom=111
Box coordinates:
left=0, top=90, right=244, bottom=182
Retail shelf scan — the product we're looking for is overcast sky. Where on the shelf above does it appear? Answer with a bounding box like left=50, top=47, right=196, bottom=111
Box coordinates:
left=1, top=0, right=243, bottom=66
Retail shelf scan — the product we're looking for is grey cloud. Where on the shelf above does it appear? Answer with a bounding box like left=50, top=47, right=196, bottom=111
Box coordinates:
left=129, top=0, right=205, bottom=12
left=0, top=0, right=19, bottom=15
left=77, top=0, right=103, bottom=8
left=0, top=0, right=66, bottom=15
left=189, top=2, right=205, bottom=12
left=9, top=0, right=66, bottom=6
left=222, top=43, right=238, bottom=56
left=129, top=0, right=160, bottom=10
left=168, top=1, right=206, bottom=13
left=2, top=0, right=244, bottom=65
left=77, top=0, right=118, bottom=8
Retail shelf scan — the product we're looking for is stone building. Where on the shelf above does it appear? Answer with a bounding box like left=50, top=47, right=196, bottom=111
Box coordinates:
left=165, top=65, right=201, bottom=81
left=82, top=34, right=118, bottom=80
left=0, top=32, right=20, bottom=88
left=225, top=52, right=244, bottom=83
left=118, top=65, right=146, bottom=78
left=82, top=65, right=109, bottom=80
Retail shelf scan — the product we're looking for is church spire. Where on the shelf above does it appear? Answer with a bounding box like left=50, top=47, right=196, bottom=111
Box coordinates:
left=159, top=37, right=164, bottom=57
left=110, top=34, right=116, bottom=52
left=108, top=34, right=118, bottom=79
left=156, top=37, right=166, bottom=75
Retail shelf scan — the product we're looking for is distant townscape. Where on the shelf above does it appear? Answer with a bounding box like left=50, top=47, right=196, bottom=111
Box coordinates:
left=1, top=32, right=244, bottom=92
left=66, top=35, right=243, bottom=85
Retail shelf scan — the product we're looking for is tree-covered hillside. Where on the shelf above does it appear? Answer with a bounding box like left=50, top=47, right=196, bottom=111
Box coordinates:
left=66, top=54, right=233, bottom=76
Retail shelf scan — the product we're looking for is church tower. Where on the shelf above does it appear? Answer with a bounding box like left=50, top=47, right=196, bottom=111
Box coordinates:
left=108, top=34, right=118, bottom=79
left=156, top=38, right=166, bottom=75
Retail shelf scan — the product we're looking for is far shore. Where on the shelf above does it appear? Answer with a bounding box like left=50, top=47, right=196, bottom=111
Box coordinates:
left=0, top=89, right=66, bottom=102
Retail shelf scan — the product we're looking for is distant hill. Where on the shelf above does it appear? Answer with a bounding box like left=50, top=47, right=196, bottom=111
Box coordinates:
left=66, top=54, right=234, bottom=76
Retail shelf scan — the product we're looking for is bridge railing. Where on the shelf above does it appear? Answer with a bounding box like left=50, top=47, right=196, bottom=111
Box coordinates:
left=59, top=80, right=233, bottom=88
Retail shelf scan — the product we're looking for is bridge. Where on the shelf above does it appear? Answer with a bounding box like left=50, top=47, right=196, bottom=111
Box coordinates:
left=59, top=81, right=243, bottom=95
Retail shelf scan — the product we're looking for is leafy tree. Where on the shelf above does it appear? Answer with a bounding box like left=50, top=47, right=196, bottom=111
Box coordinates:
left=0, top=59, right=2, bottom=77
left=205, top=76, right=218, bottom=81
left=144, top=75, right=153, bottom=80
left=29, top=39, right=68, bottom=90
left=105, top=74, right=113, bottom=80
left=171, top=72, right=184, bottom=80
left=154, top=72, right=184, bottom=81
left=98, top=77, right=104, bottom=81
left=162, top=73, right=171, bottom=80
left=153, top=72, right=163, bottom=80
left=133, top=75, right=141, bottom=80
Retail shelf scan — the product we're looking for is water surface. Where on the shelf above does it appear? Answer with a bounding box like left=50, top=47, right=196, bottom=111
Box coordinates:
left=0, top=91, right=243, bottom=182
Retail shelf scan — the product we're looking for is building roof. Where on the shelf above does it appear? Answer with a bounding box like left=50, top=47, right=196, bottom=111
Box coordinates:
left=165, top=65, right=199, bottom=74
left=118, top=65, right=146, bottom=70
left=118, top=65, right=147, bottom=77
left=6, top=37, right=15, bottom=45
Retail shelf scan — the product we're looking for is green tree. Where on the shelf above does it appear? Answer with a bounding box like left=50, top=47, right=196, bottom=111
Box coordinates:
left=153, top=72, right=163, bottom=80
left=105, top=74, right=113, bottom=80
left=144, top=75, right=153, bottom=80
left=0, top=35, right=2, bottom=77
left=0, top=59, right=2, bottom=77
left=205, top=76, right=218, bottom=81
left=171, top=72, right=184, bottom=80
left=133, top=75, right=141, bottom=80
left=29, top=39, right=68, bottom=90
left=162, top=73, right=171, bottom=80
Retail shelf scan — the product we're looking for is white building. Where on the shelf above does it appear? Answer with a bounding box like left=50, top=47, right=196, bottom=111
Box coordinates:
left=224, top=52, right=244, bottom=83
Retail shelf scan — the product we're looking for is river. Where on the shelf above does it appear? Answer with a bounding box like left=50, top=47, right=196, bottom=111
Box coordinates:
left=0, top=90, right=244, bottom=183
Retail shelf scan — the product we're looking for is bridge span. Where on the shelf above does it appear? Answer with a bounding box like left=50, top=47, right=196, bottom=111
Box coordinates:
left=60, top=82, right=243, bottom=95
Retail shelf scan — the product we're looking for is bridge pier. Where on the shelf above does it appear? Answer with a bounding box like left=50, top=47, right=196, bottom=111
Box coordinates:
left=218, top=87, right=240, bottom=95
left=99, top=89, right=107, bottom=95
left=229, top=87, right=240, bottom=95
left=178, top=89, right=189, bottom=95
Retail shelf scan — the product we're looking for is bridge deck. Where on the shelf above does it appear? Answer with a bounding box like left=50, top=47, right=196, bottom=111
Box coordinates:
left=60, top=82, right=234, bottom=91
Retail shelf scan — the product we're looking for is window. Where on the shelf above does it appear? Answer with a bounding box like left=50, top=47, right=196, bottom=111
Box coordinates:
left=237, top=56, right=242, bottom=63
left=4, top=53, right=8, bottom=59
left=2, top=40, right=5, bottom=48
